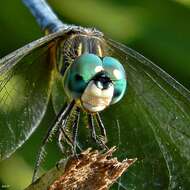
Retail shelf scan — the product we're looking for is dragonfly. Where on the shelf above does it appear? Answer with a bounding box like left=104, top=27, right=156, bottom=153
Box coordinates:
left=0, top=0, right=190, bottom=187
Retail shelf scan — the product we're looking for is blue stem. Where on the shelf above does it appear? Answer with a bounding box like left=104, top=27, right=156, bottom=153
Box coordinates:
left=22, top=0, right=67, bottom=32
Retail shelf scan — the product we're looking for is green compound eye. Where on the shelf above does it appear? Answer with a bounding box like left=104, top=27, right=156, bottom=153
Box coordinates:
left=102, top=57, right=127, bottom=104
left=64, top=53, right=103, bottom=99
left=64, top=53, right=127, bottom=108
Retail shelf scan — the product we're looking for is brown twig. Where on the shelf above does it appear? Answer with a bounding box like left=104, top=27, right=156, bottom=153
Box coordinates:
left=25, top=147, right=137, bottom=190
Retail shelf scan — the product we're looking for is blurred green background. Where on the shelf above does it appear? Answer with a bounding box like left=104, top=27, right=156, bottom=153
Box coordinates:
left=0, top=0, right=190, bottom=189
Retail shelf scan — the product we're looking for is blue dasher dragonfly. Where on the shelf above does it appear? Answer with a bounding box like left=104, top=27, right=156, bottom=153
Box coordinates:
left=0, top=0, right=190, bottom=188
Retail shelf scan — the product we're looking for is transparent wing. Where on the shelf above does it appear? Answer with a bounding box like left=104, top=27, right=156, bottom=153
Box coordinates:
left=0, top=30, right=68, bottom=161
left=51, top=74, right=67, bottom=114
left=103, top=39, right=190, bottom=189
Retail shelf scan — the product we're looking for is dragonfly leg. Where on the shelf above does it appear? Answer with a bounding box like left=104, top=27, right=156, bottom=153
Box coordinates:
left=88, top=114, right=107, bottom=150
left=88, top=114, right=97, bottom=142
left=96, top=113, right=108, bottom=144
left=58, top=116, right=70, bottom=153
left=58, top=107, right=81, bottom=156
left=32, top=100, right=75, bottom=183
left=72, top=107, right=80, bottom=155
left=58, top=124, right=76, bottom=155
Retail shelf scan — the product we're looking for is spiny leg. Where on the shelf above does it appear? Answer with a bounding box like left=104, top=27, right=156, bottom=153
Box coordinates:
left=88, top=114, right=97, bottom=143
left=96, top=112, right=108, bottom=144
left=59, top=123, right=82, bottom=155
left=72, top=107, right=80, bottom=155
left=58, top=116, right=70, bottom=153
left=58, top=107, right=82, bottom=155
left=88, top=114, right=107, bottom=150
left=93, top=113, right=108, bottom=150
left=59, top=126, right=74, bottom=151
left=88, top=114, right=107, bottom=149
left=32, top=100, right=75, bottom=182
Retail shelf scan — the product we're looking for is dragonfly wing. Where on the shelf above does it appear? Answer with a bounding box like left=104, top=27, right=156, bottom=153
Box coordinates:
left=0, top=29, right=69, bottom=74
left=104, top=39, right=190, bottom=189
left=51, top=74, right=67, bottom=114
left=0, top=30, right=68, bottom=160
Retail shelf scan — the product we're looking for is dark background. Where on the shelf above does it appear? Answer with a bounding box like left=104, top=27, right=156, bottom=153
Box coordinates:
left=0, top=0, right=189, bottom=189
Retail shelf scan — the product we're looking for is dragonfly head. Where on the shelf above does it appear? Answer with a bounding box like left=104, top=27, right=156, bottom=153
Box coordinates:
left=64, top=53, right=127, bottom=112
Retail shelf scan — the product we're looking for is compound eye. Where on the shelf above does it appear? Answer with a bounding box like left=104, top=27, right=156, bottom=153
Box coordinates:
left=64, top=53, right=103, bottom=99
left=73, top=53, right=103, bottom=82
left=102, top=57, right=126, bottom=81
left=102, top=56, right=127, bottom=104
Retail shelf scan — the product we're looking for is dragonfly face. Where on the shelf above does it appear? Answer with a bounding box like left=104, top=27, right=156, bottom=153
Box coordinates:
left=55, top=33, right=127, bottom=113
left=61, top=37, right=126, bottom=112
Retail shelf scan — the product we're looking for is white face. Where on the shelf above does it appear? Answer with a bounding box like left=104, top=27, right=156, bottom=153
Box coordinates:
left=81, top=81, right=114, bottom=112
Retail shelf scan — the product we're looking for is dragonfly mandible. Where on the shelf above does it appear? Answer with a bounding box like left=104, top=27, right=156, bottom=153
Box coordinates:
left=0, top=0, right=190, bottom=186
